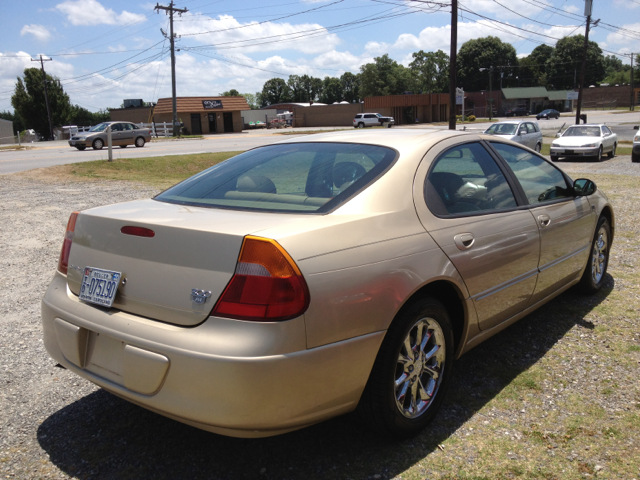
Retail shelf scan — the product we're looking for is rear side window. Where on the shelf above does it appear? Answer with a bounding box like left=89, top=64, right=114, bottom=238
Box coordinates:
left=525, top=123, right=536, bottom=134
left=491, top=143, right=571, bottom=204
left=355, top=114, right=362, bottom=119
left=425, top=142, right=517, bottom=216
left=155, top=143, right=396, bottom=213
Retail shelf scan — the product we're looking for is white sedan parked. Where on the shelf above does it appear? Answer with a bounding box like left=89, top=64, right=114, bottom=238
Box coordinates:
left=550, top=124, right=617, bottom=162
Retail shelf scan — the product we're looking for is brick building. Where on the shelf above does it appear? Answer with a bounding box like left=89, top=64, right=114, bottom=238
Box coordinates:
left=154, top=96, right=250, bottom=134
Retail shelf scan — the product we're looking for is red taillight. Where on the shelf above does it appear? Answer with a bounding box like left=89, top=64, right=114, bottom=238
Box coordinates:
left=121, top=226, right=155, bottom=237
left=212, top=236, right=310, bottom=321
left=57, top=212, right=79, bottom=275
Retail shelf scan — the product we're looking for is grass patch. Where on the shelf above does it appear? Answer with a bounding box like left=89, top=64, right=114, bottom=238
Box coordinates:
left=19, top=151, right=241, bottom=189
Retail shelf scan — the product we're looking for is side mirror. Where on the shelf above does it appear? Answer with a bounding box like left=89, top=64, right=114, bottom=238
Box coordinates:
left=634, top=125, right=639, bottom=130
left=555, top=132, right=561, bottom=138
left=573, top=178, right=597, bottom=197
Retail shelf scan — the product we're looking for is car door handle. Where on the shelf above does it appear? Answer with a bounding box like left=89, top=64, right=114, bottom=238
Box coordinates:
left=454, top=233, right=475, bottom=250
left=537, top=214, right=551, bottom=227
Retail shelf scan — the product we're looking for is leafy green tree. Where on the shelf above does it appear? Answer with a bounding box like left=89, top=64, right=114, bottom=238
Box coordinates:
left=602, top=70, right=630, bottom=85
left=299, top=75, right=323, bottom=103
left=239, top=93, right=259, bottom=109
left=359, top=54, right=413, bottom=97
left=518, top=44, right=554, bottom=88
left=11, top=68, right=76, bottom=139
left=287, top=75, right=305, bottom=102
left=409, top=49, right=449, bottom=93
left=320, top=76, right=343, bottom=104
left=260, top=78, right=291, bottom=106
left=221, top=89, right=240, bottom=96
left=457, top=36, right=518, bottom=92
left=547, top=35, right=605, bottom=89
left=340, top=72, right=360, bottom=103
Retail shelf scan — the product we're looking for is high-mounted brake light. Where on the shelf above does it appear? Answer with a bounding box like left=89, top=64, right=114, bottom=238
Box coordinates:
left=212, top=236, right=310, bottom=321
left=57, top=212, right=79, bottom=275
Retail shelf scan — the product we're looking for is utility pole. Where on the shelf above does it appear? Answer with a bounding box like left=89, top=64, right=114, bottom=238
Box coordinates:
left=448, top=0, right=458, bottom=130
left=155, top=1, right=187, bottom=137
left=630, top=53, right=635, bottom=112
left=576, top=0, right=596, bottom=125
left=31, top=55, right=53, bottom=141
left=480, top=66, right=493, bottom=120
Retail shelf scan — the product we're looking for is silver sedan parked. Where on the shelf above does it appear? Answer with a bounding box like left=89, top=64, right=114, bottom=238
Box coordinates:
left=43, top=129, right=613, bottom=438
left=484, top=120, right=543, bottom=152
left=69, top=121, right=151, bottom=151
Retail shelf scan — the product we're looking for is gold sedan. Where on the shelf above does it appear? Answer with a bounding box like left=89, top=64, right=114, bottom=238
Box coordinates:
left=69, top=121, right=151, bottom=151
left=43, top=129, right=613, bottom=438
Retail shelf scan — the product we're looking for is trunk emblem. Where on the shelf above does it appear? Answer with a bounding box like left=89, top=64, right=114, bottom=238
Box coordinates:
left=191, top=289, right=212, bottom=305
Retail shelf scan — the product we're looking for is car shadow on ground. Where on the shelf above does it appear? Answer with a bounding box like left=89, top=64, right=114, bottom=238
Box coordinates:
left=37, top=276, right=614, bottom=480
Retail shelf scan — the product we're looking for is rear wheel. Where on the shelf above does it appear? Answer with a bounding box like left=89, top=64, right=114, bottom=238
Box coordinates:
left=92, top=138, right=104, bottom=150
left=550, top=155, right=559, bottom=162
left=607, top=144, right=616, bottom=158
left=387, top=123, right=392, bottom=128
left=579, top=216, right=610, bottom=294
left=534, top=143, right=541, bottom=153
left=357, top=122, right=365, bottom=129
left=357, top=297, right=454, bottom=438
left=135, top=137, right=145, bottom=147
left=633, top=153, right=640, bottom=163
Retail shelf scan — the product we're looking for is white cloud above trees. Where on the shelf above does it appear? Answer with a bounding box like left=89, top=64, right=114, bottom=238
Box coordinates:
left=55, top=0, right=146, bottom=26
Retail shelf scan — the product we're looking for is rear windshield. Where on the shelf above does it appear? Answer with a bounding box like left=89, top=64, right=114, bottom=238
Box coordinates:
left=485, top=123, right=517, bottom=135
left=155, top=143, right=397, bottom=213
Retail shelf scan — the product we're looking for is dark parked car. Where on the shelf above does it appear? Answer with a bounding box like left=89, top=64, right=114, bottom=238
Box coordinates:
left=505, top=107, right=530, bottom=117
left=537, top=109, right=560, bottom=120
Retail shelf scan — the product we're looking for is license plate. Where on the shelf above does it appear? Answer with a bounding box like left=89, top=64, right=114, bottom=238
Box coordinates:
left=79, top=267, right=121, bottom=308
left=565, top=150, right=574, bottom=154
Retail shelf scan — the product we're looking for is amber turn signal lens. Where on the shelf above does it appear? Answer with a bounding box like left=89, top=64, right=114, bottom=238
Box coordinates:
left=57, top=212, right=79, bottom=275
left=212, top=236, right=310, bottom=321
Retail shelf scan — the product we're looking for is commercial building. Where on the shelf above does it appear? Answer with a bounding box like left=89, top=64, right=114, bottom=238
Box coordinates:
left=154, top=96, right=250, bottom=134
left=0, top=118, right=14, bottom=145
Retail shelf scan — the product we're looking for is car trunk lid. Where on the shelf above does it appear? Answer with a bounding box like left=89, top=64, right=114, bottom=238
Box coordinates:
left=66, top=199, right=306, bottom=326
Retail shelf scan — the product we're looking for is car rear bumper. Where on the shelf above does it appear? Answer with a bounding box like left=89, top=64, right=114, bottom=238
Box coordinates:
left=550, top=146, right=600, bottom=157
left=69, top=140, right=89, bottom=147
left=41, top=272, right=384, bottom=437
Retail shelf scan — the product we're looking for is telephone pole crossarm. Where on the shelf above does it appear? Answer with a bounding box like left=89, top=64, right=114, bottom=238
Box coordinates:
left=155, top=2, right=188, bottom=136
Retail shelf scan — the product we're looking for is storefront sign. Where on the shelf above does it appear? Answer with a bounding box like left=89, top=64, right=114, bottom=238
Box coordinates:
left=203, top=100, right=223, bottom=109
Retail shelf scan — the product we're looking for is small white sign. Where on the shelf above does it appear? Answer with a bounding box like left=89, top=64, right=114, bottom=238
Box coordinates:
left=567, top=91, right=579, bottom=100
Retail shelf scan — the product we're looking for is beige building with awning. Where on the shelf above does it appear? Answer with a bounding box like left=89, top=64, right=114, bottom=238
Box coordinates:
left=154, top=96, right=250, bottom=134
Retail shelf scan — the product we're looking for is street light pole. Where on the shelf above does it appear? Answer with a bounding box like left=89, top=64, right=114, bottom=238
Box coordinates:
left=448, top=0, right=458, bottom=130
left=480, top=66, right=493, bottom=120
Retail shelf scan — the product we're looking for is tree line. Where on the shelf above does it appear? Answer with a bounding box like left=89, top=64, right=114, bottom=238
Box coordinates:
left=255, top=35, right=639, bottom=107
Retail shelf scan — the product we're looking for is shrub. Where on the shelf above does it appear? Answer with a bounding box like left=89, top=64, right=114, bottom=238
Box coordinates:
left=468, top=115, right=476, bottom=122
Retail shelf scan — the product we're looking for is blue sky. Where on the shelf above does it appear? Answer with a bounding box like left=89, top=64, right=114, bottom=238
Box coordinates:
left=1, top=0, right=638, bottom=112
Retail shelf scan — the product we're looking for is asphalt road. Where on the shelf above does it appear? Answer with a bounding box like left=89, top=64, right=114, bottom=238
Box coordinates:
left=1, top=110, right=638, bottom=175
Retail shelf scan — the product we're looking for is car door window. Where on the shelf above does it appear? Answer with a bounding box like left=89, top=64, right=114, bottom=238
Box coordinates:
left=490, top=143, right=572, bottom=204
left=525, top=123, right=536, bottom=134
left=603, top=126, right=612, bottom=135
left=111, top=123, right=123, bottom=132
left=122, top=123, right=133, bottom=130
left=518, top=124, right=527, bottom=136
left=425, top=142, right=517, bottom=216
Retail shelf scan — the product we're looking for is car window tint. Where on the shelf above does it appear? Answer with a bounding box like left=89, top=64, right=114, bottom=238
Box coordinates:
left=111, top=124, right=123, bottom=132
left=491, top=142, right=571, bottom=204
left=122, top=123, right=133, bottom=130
left=425, top=143, right=517, bottom=216
left=525, top=123, right=536, bottom=134
left=155, top=143, right=396, bottom=213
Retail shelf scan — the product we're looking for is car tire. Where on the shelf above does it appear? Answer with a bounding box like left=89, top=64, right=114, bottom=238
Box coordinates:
left=92, top=138, right=104, bottom=150
left=607, top=144, right=616, bottom=158
left=356, top=296, right=454, bottom=438
left=119, top=145, right=128, bottom=148
left=595, top=146, right=603, bottom=162
left=550, top=155, right=559, bottom=162
left=357, top=123, right=365, bottom=129
left=387, top=124, right=392, bottom=128
left=535, top=143, right=541, bottom=153
left=578, top=216, right=611, bottom=294
left=135, top=137, right=145, bottom=147
left=75, top=146, right=86, bottom=151
left=632, top=153, right=640, bottom=163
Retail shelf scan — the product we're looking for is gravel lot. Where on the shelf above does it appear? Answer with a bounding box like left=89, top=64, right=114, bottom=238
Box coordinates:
left=1, top=157, right=638, bottom=479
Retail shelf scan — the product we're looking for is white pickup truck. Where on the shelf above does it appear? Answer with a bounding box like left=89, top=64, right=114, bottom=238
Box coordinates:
left=353, top=113, right=394, bottom=128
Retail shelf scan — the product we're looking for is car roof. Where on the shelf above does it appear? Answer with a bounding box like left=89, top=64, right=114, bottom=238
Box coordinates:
left=489, top=120, right=525, bottom=125
left=566, top=124, right=606, bottom=128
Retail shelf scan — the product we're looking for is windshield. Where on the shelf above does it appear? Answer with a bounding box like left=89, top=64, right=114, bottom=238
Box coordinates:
left=155, top=143, right=397, bottom=213
left=485, top=123, right=518, bottom=135
left=89, top=123, right=109, bottom=132
left=375, top=114, right=383, bottom=118
left=563, top=126, right=601, bottom=137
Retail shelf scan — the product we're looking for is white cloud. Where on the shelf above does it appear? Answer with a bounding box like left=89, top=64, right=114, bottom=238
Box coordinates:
left=55, top=0, right=146, bottom=26
left=613, top=0, right=639, bottom=8
left=604, top=23, right=640, bottom=56
left=564, top=5, right=580, bottom=14
left=175, top=13, right=341, bottom=54
left=20, top=24, right=53, bottom=42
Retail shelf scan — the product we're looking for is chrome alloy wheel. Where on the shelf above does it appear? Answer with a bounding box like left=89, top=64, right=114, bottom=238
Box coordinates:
left=591, top=225, right=608, bottom=284
left=394, top=317, right=446, bottom=419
